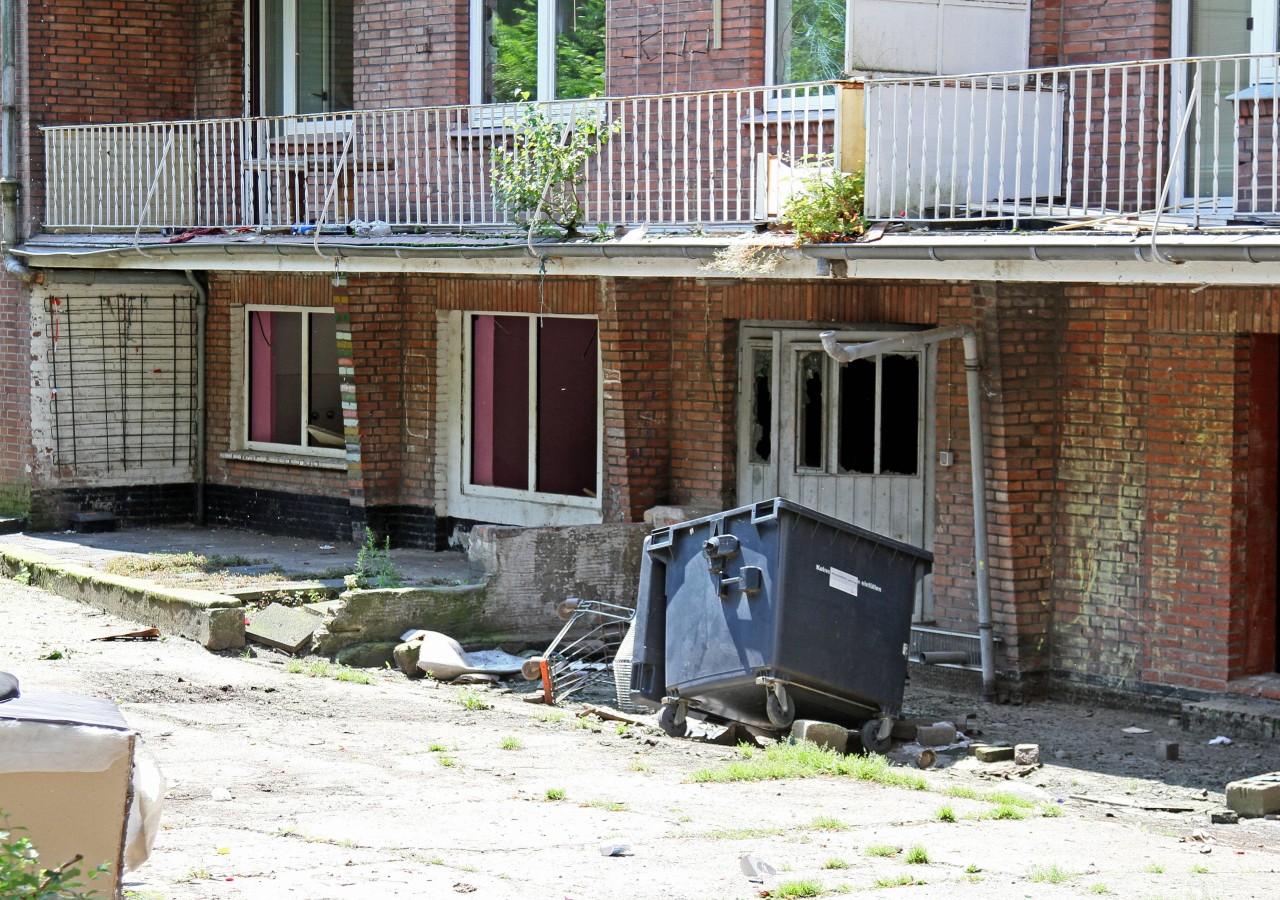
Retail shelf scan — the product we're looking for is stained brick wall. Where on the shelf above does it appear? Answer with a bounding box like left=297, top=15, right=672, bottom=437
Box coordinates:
left=608, top=0, right=766, bottom=96
left=356, top=0, right=469, bottom=109
left=194, top=0, right=243, bottom=119
left=0, top=274, right=32, bottom=517
left=599, top=279, right=673, bottom=522
left=1030, top=0, right=1172, bottom=67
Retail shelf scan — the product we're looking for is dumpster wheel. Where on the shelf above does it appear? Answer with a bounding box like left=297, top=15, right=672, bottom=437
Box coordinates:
left=859, top=717, right=893, bottom=755
left=764, top=683, right=795, bottom=728
left=658, top=701, right=690, bottom=738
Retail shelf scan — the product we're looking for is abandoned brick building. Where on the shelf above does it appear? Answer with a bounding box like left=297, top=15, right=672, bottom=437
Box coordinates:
left=0, top=0, right=1278, bottom=709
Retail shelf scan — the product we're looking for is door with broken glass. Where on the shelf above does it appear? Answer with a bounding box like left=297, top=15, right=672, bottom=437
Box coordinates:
left=737, top=327, right=935, bottom=616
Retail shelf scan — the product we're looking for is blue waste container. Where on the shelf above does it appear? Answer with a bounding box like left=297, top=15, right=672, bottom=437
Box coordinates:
left=629, top=498, right=932, bottom=747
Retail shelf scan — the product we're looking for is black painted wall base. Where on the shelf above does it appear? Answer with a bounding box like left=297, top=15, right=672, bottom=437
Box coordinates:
left=205, top=485, right=442, bottom=548
left=29, top=484, right=196, bottom=531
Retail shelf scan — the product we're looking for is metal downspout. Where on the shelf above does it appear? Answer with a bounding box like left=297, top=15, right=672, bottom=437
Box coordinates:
left=0, top=0, right=28, bottom=282
left=820, top=326, right=997, bottom=700
left=184, top=271, right=208, bottom=524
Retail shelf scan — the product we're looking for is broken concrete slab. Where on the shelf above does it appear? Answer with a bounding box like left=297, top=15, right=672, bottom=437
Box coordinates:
left=1225, top=771, right=1280, bottom=817
left=245, top=603, right=321, bottom=654
left=1014, top=743, right=1040, bottom=766
left=973, top=744, right=1015, bottom=763
left=393, top=639, right=423, bottom=676
left=790, top=719, right=850, bottom=754
left=0, top=544, right=244, bottom=650
left=915, top=723, right=958, bottom=747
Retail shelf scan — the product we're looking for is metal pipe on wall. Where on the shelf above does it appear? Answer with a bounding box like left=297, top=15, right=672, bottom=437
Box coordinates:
left=820, top=325, right=997, bottom=700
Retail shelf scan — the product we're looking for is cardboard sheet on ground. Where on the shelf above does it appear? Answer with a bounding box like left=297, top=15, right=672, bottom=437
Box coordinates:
left=414, top=632, right=526, bottom=681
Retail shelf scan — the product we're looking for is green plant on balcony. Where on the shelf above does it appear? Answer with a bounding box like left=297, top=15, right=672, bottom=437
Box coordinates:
left=490, top=102, right=618, bottom=237
left=781, top=163, right=867, bottom=243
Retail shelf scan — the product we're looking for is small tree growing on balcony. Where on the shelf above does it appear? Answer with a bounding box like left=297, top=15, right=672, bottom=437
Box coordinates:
left=490, top=102, right=618, bottom=237
left=781, top=164, right=867, bottom=243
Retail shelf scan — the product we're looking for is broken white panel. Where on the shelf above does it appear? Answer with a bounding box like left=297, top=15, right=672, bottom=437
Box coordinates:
left=847, top=0, right=1030, bottom=76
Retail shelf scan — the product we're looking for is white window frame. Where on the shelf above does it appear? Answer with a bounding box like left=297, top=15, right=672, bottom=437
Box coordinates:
left=242, top=305, right=344, bottom=459
left=247, top=0, right=354, bottom=134
left=458, top=312, right=602, bottom=513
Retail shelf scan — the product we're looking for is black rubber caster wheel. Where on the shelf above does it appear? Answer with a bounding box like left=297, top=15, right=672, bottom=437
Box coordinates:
left=765, top=684, right=795, bottom=728
left=860, top=717, right=892, bottom=755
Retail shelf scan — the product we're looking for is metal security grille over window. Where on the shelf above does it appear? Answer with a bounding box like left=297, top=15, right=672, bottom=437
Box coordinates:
left=44, top=295, right=198, bottom=474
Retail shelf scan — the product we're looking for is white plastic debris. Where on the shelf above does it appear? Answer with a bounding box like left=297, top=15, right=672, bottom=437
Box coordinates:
left=210, top=786, right=233, bottom=801
left=1208, top=735, right=1233, bottom=745
left=598, top=842, right=631, bottom=857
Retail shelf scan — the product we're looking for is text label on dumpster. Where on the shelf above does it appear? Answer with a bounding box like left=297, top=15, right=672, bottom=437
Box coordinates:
left=816, top=565, right=882, bottom=597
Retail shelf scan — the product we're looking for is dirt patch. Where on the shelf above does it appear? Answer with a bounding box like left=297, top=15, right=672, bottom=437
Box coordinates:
left=3, top=580, right=1278, bottom=900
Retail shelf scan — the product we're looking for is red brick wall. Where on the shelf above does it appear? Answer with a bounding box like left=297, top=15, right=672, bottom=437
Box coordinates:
left=28, top=2, right=196, bottom=124
left=204, top=274, right=348, bottom=498
left=344, top=277, right=408, bottom=508
left=1144, top=332, right=1242, bottom=689
left=0, top=274, right=32, bottom=516
left=1031, top=0, right=1173, bottom=67
left=608, top=0, right=766, bottom=96
left=356, top=0, right=469, bottom=109
left=195, top=0, right=243, bottom=119
left=1051, top=287, right=1149, bottom=689
left=600, top=279, right=673, bottom=521
left=966, top=283, right=1064, bottom=676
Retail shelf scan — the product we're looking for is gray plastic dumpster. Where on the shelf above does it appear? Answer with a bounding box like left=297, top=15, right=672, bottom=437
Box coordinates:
left=628, top=498, right=932, bottom=749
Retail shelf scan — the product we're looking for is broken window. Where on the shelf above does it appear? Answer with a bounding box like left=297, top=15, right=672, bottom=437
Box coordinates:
left=478, top=0, right=605, bottom=103
left=469, top=314, right=599, bottom=498
left=772, top=0, right=846, bottom=84
left=750, top=349, right=773, bottom=465
left=837, top=352, right=920, bottom=476
left=246, top=309, right=342, bottom=451
left=796, top=350, right=826, bottom=469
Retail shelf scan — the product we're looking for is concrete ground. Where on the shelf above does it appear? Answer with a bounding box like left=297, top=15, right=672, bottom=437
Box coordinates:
left=0, top=524, right=476, bottom=587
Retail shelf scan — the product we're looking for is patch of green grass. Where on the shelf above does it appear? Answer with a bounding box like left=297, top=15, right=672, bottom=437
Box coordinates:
left=872, top=874, right=917, bottom=888
left=427, top=742, right=448, bottom=752
left=1040, top=803, right=1064, bottom=817
left=629, top=759, right=652, bottom=773
left=545, top=787, right=566, bottom=801
left=458, top=690, right=491, bottom=711
left=696, top=825, right=786, bottom=840
left=1145, top=862, right=1164, bottom=874
left=1028, top=863, right=1077, bottom=884
left=689, top=740, right=925, bottom=789
left=334, top=666, right=373, bottom=685
left=904, top=845, right=929, bottom=865
left=809, top=815, right=848, bottom=832
left=964, top=864, right=981, bottom=874
left=864, top=844, right=901, bottom=858
left=615, top=722, right=631, bottom=736
left=537, top=710, right=565, bottom=724
left=436, top=755, right=458, bottom=767
left=936, top=804, right=956, bottom=822
left=1090, top=884, right=1112, bottom=894
left=979, top=803, right=1027, bottom=820
left=823, top=858, right=850, bottom=870
left=124, top=890, right=167, bottom=900
left=1189, top=863, right=1211, bottom=875
left=772, top=879, right=824, bottom=898
left=182, top=868, right=212, bottom=881
left=12, top=566, right=31, bottom=585
left=499, top=735, right=523, bottom=751
left=37, top=648, right=69, bottom=661
left=581, top=798, right=628, bottom=812
left=980, top=790, right=1036, bottom=808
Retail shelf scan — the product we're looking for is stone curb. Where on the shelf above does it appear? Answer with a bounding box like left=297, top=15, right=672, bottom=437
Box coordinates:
left=0, top=544, right=245, bottom=650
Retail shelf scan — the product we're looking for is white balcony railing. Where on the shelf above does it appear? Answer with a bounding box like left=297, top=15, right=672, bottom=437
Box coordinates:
left=42, top=84, right=845, bottom=233
left=864, top=53, right=1280, bottom=224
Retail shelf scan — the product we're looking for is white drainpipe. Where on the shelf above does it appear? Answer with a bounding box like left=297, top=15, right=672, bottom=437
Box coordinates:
left=820, top=326, right=997, bottom=700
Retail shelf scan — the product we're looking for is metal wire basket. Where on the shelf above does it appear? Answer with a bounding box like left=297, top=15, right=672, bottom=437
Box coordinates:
left=524, top=598, right=635, bottom=706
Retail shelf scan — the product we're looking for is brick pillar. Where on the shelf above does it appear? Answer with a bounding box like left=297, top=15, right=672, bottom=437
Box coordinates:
left=598, top=278, right=672, bottom=522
